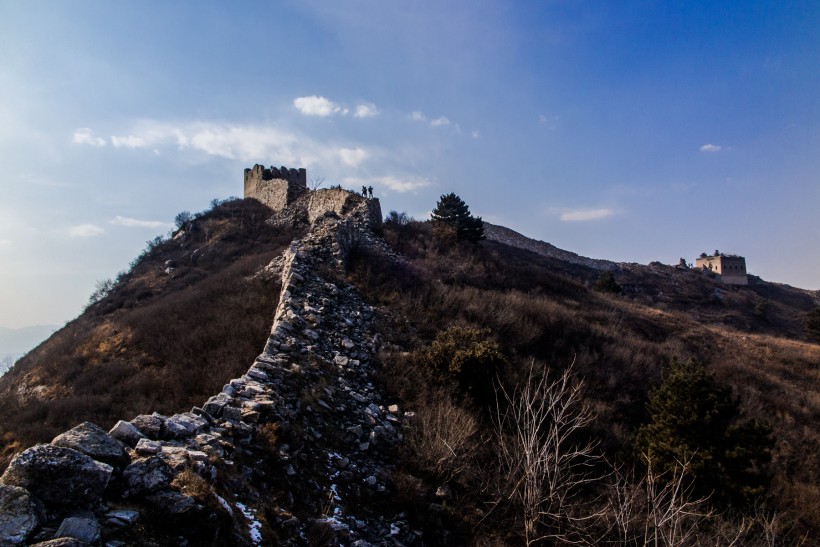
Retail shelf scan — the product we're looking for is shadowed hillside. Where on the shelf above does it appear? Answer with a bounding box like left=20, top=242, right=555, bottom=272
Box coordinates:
left=347, top=219, right=820, bottom=542
left=1, top=203, right=818, bottom=545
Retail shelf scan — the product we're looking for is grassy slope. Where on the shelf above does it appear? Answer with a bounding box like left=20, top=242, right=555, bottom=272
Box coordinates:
left=347, top=221, right=820, bottom=540
left=0, top=199, right=304, bottom=469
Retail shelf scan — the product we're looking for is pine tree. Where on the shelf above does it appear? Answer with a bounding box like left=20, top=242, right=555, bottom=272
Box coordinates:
left=635, top=358, right=772, bottom=506
left=593, top=271, right=622, bottom=294
left=430, top=193, right=485, bottom=242
left=804, top=307, right=820, bottom=343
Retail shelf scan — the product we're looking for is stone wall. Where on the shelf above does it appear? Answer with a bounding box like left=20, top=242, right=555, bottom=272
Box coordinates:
left=0, top=188, right=413, bottom=546
left=244, top=164, right=307, bottom=211
left=307, top=187, right=382, bottom=230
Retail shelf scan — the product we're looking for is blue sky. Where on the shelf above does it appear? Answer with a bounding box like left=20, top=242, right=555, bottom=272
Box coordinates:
left=1, top=0, right=818, bottom=329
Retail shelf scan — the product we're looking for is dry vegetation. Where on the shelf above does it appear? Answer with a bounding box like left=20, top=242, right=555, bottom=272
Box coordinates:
left=347, top=219, right=820, bottom=544
left=1, top=203, right=817, bottom=545
left=0, top=198, right=304, bottom=469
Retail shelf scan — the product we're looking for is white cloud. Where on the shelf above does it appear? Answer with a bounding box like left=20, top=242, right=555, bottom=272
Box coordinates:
left=185, top=125, right=299, bottom=161
left=111, top=135, right=147, bottom=148
left=700, top=143, right=722, bottom=153
left=430, top=116, right=450, bottom=127
left=67, top=224, right=105, bottom=237
left=338, top=147, right=369, bottom=167
left=293, top=95, right=343, bottom=117
left=345, top=175, right=431, bottom=193
left=111, top=216, right=171, bottom=229
left=410, top=111, right=426, bottom=122
left=85, top=120, right=443, bottom=186
left=0, top=239, right=11, bottom=247
left=354, top=103, right=379, bottom=118
left=107, top=122, right=306, bottom=163
left=72, top=128, right=106, bottom=147
left=560, top=208, right=616, bottom=222
left=471, top=130, right=481, bottom=139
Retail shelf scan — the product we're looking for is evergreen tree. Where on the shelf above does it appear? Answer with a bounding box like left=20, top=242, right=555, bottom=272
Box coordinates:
left=593, top=271, right=622, bottom=294
left=430, top=193, right=485, bottom=242
left=635, top=358, right=772, bottom=506
left=804, top=307, right=820, bottom=343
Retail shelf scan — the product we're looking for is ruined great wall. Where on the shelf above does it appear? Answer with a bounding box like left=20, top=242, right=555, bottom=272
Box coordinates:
left=0, top=169, right=421, bottom=545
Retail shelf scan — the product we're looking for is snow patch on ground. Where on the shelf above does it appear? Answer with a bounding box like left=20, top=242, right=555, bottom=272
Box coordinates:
left=235, top=501, right=263, bottom=544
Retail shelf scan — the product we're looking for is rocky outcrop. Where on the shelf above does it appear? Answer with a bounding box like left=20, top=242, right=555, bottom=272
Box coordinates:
left=0, top=188, right=416, bottom=545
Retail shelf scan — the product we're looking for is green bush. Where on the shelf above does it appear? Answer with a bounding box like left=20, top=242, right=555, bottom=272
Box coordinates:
left=418, top=326, right=505, bottom=407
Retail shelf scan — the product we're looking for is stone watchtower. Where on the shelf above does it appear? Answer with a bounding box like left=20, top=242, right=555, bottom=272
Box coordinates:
left=243, top=164, right=383, bottom=229
left=243, top=164, right=307, bottom=211
left=695, top=251, right=748, bottom=285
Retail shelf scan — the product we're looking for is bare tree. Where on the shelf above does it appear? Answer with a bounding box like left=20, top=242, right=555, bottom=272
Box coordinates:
left=495, top=360, right=601, bottom=546
left=309, top=176, right=326, bottom=191
left=0, top=354, right=15, bottom=377
left=643, top=454, right=711, bottom=546
left=606, top=454, right=710, bottom=546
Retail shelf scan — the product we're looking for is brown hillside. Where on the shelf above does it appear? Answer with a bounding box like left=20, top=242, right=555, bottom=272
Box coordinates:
left=0, top=198, right=305, bottom=469
left=347, top=219, right=820, bottom=540
left=1, top=206, right=818, bottom=543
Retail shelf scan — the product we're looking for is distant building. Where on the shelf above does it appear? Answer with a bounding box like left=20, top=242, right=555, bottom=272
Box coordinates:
left=696, top=251, right=748, bottom=285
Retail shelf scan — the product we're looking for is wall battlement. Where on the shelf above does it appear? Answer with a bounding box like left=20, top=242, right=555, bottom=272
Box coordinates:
left=243, top=164, right=307, bottom=211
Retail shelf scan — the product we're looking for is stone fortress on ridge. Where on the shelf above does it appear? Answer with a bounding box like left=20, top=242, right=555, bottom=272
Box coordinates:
left=243, top=164, right=750, bottom=287
left=696, top=250, right=748, bottom=285
left=243, top=163, right=382, bottom=228
left=244, top=164, right=308, bottom=211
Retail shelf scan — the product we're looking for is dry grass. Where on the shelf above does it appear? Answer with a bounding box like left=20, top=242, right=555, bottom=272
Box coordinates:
left=0, top=199, right=304, bottom=471
left=256, top=421, right=280, bottom=451
left=407, top=394, right=480, bottom=481
left=350, top=220, right=820, bottom=541
left=171, top=468, right=213, bottom=502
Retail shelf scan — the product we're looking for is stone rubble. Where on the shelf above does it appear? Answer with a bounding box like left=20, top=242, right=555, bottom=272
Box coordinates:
left=0, top=189, right=424, bottom=545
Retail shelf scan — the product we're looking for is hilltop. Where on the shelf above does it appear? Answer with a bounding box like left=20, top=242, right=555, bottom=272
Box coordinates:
left=0, top=186, right=818, bottom=545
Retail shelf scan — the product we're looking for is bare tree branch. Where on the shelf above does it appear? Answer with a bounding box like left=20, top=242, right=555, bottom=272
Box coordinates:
left=494, top=359, right=602, bottom=546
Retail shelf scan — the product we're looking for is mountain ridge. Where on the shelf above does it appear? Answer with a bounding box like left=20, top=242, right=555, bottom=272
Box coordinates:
left=0, top=191, right=818, bottom=545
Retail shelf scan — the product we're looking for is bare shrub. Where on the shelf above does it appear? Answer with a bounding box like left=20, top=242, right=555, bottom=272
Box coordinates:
left=606, top=454, right=710, bottom=546
left=408, top=394, right=479, bottom=481
left=494, top=360, right=601, bottom=546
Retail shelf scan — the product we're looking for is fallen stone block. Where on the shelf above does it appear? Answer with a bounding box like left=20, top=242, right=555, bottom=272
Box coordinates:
left=0, top=484, right=42, bottom=545
left=123, top=456, right=173, bottom=496
left=52, top=421, right=129, bottom=467
left=0, top=445, right=112, bottom=508
left=55, top=516, right=100, bottom=544
left=108, top=420, right=145, bottom=448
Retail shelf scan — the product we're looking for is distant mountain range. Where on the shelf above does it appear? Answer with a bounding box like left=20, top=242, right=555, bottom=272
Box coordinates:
left=0, top=324, right=58, bottom=356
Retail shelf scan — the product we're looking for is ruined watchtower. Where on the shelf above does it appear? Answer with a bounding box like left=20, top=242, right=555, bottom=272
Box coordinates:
left=243, top=164, right=307, bottom=211
left=696, top=251, right=748, bottom=285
